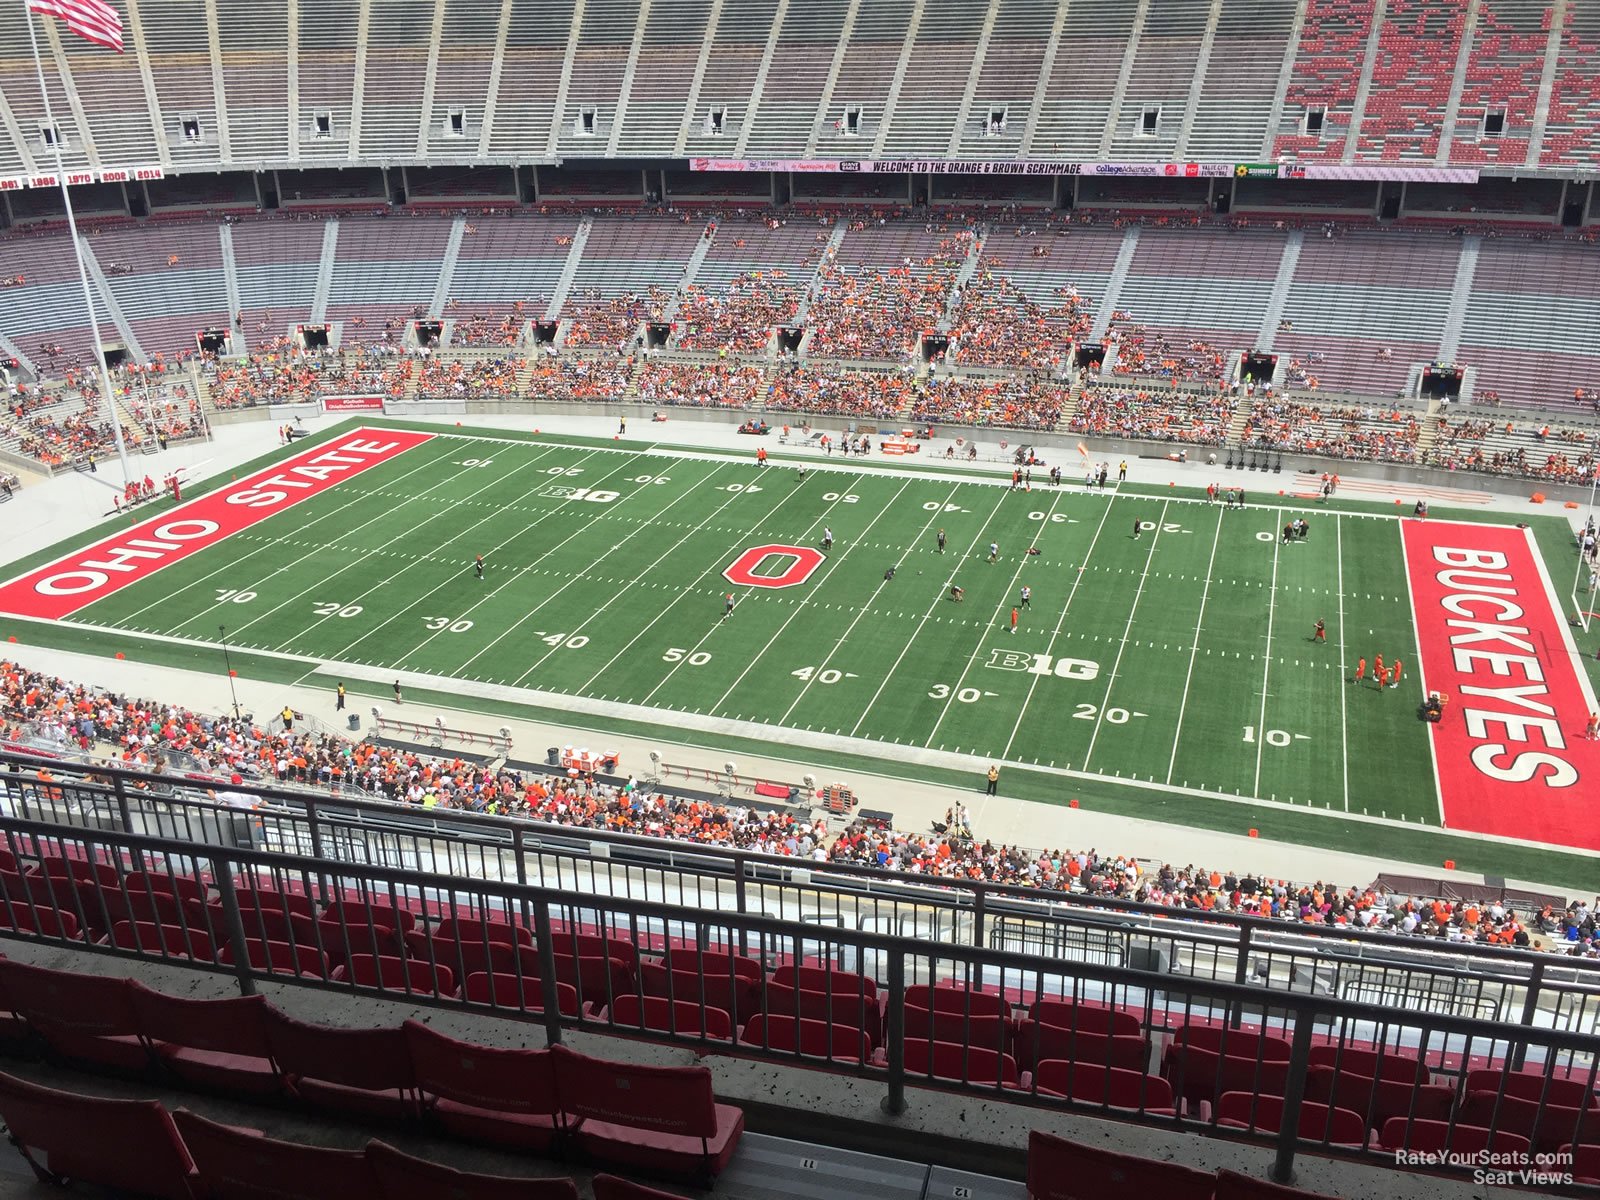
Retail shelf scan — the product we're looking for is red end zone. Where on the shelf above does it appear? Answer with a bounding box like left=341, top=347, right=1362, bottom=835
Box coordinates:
left=1402, top=521, right=1600, bottom=851
left=0, top=429, right=433, bottom=622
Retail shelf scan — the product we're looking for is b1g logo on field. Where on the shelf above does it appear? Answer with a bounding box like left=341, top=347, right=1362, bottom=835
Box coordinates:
left=724, top=544, right=825, bottom=589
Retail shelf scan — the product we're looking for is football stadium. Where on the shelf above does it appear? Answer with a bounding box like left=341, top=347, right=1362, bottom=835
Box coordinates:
left=0, top=1, right=1597, bottom=1196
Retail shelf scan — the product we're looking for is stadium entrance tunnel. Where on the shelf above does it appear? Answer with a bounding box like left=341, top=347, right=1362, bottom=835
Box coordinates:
left=1240, top=351, right=1277, bottom=386
left=100, top=344, right=129, bottom=370
left=195, top=329, right=231, bottom=356
left=921, top=333, right=949, bottom=363
left=413, top=320, right=442, bottom=349
left=1421, top=363, right=1464, bottom=401
left=1074, top=342, right=1105, bottom=373
left=298, top=324, right=330, bottom=352
left=777, top=327, right=803, bottom=356
left=646, top=322, right=672, bottom=350
left=533, top=321, right=559, bottom=346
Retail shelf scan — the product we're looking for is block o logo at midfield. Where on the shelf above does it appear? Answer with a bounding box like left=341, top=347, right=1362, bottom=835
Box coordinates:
left=723, top=544, right=825, bottom=589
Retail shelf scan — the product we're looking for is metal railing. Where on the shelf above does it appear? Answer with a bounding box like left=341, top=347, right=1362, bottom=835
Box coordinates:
left=0, top=810, right=1596, bottom=1187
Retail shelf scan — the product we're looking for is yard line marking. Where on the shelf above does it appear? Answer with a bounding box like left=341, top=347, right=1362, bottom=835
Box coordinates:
left=1081, top=498, right=1170, bottom=774
left=496, top=462, right=755, bottom=687
left=1164, top=505, right=1225, bottom=785
left=771, top=478, right=935, bottom=728
left=852, top=485, right=1011, bottom=741
left=229, top=443, right=599, bottom=645
left=361, top=457, right=732, bottom=672
left=1252, top=506, right=1284, bottom=798
left=1335, top=513, right=1350, bottom=812
left=923, top=491, right=1069, bottom=749
left=112, top=437, right=469, bottom=629
left=1396, top=520, right=1447, bottom=826
left=636, top=480, right=915, bottom=710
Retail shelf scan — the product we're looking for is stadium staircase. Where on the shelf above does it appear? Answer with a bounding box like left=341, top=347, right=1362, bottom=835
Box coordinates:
left=412, top=0, right=450, bottom=158
left=1414, top=400, right=1444, bottom=459
left=546, top=0, right=586, bottom=159
left=1088, top=228, right=1139, bottom=343
left=1525, top=0, right=1569, bottom=169
left=1173, top=0, right=1225, bottom=158
left=474, top=0, right=516, bottom=158
left=1224, top=402, right=1252, bottom=447
left=1018, top=0, right=1070, bottom=155
left=604, top=0, right=653, bottom=158
left=311, top=221, right=340, bottom=326
left=1342, top=0, right=1391, bottom=160
left=946, top=0, right=1001, bottom=156
left=218, top=224, right=246, bottom=357
left=661, top=222, right=717, bottom=322
left=805, top=0, right=862, bottom=157
left=1098, top=0, right=1150, bottom=159
left=79, top=245, right=146, bottom=367
left=870, top=0, right=925, bottom=158
left=1254, top=230, right=1303, bottom=356
left=347, top=0, right=372, bottom=160
left=430, top=218, right=468, bottom=319
left=544, top=218, right=593, bottom=324
left=674, top=0, right=725, bottom=157
left=794, top=219, right=848, bottom=327
left=1435, top=235, right=1481, bottom=367
left=939, top=226, right=987, bottom=331
left=1433, top=0, right=1481, bottom=164
left=733, top=0, right=792, bottom=158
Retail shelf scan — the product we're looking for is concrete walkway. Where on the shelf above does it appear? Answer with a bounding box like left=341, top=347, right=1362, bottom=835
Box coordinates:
left=0, top=407, right=1591, bottom=899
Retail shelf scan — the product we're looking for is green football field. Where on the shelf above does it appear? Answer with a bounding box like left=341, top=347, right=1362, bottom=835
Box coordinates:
left=6, top=421, right=1599, bottom=886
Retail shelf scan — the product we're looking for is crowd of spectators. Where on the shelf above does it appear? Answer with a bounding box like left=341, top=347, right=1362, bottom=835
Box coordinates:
left=203, top=343, right=416, bottom=409
left=948, top=268, right=1088, bottom=370
left=765, top=367, right=912, bottom=419
left=1111, top=324, right=1231, bottom=385
left=123, top=382, right=207, bottom=446
left=562, top=288, right=670, bottom=349
left=635, top=361, right=767, bottom=409
left=447, top=300, right=536, bottom=348
left=909, top=375, right=1067, bottom=430
left=524, top=354, right=634, bottom=402
left=1243, top=401, right=1422, bottom=463
left=4, top=657, right=1589, bottom=953
left=672, top=276, right=802, bottom=354
left=416, top=357, right=525, bottom=399
left=1068, top=384, right=1237, bottom=445
left=807, top=232, right=971, bottom=361
left=1431, top=416, right=1600, bottom=482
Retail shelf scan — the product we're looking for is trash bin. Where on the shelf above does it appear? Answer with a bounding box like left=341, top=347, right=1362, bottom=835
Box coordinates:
left=347, top=714, right=361, bottom=732
left=547, top=747, right=561, bottom=766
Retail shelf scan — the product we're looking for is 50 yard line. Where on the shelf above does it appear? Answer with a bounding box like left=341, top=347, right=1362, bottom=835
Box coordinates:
left=1252, top=505, right=1285, bottom=798
left=1164, top=504, right=1225, bottom=785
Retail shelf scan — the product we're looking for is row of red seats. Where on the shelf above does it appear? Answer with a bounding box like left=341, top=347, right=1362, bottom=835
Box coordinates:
left=1030, top=1127, right=1327, bottom=1200
left=0, top=957, right=744, bottom=1184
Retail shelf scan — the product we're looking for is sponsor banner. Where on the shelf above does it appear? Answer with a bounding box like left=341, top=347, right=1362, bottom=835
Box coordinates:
left=1401, top=522, right=1600, bottom=850
left=692, top=157, right=1481, bottom=184
left=321, top=394, right=386, bottom=413
left=0, top=429, right=433, bottom=622
left=1234, top=162, right=1280, bottom=179
left=1295, top=164, right=1479, bottom=183
left=0, top=165, right=162, bottom=190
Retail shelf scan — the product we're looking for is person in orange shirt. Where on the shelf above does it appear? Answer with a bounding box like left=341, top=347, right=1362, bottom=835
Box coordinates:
left=1374, top=653, right=1385, bottom=689
left=1391, top=658, right=1404, bottom=689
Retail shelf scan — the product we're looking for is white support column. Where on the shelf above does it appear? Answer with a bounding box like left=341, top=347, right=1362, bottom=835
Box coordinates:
left=1174, top=0, right=1224, bottom=159
left=1341, top=0, right=1390, bottom=161
left=1258, top=0, right=1308, bottom=158
left=606, top=0, right=653, bottom=157
left=1096, top=0, right=1149, bottom=159
left=0, top=89, right=38, bottom=177
left=946, top=0, right=999, bottom=157
left=1525, top=0, right=1569, bottom=170
left=1434, top=0, right=1482, bottom=165
left=869, top=0, right=924, bottom=158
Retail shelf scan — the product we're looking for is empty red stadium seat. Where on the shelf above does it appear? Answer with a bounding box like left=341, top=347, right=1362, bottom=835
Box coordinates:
left=1379, top=1116, right=1530, bottom=1157
left=331, top=952, right=457, bottom=998
left=605, top=993, right=733, bottom=1040
left=175, top=1107, right=376, bottom=1199
left=901, top=1037, right=1024, bottom=1088
left=1029, top=997, right=1139, bottom=1037
left=1034, top=1060, right=1178, bottom=1114
left=423, top=934, right=534, bottom=979
left=771, top=963, right=877, bottom=998
left=1307, top=1043, right=1427, bottom=1084
left=906, top=983, right=1011, bottom=1020
left=1216, top=1092, right=1367, bottom=1146
left=1169, top=1024, right=1291, bottom=1061
left=1164, top=1045, right=1293, bottom=1112
left=1459, top=1090, right=1600, bottom=1154
left=463, top=970, right=580, bottom=1017
left=124, top=870, right=206, bottom=905
left=1562, top=1144, right=1600, bottom=1186
left=434, top=915, right=532, bottom=947
left=234, top=883, right=317, bottom=919
left=1305, top=1065, right=1452, bottom=1129
left=905, top=1001, right=1010, bottom=1051
left=551, top=1043, right=744, bottom=1181
left=317, top=909, right=408, bottom=962
left=0, top=959, right=147, bottom=1071
left=111, top=919, right=215, bottom=961
left=593, top=1174, right=688, bottom=1200
left=640, top=961, right=759, bottom=1025
left=739, top=1013, right=872, bottom=1063
left=1027, top=1128, right=1213, bottom=1200
left=214, top=900, right=320, bottom=949
left=0, top=1069, right=194, bottom=1199
left=217, top=937, right=329, bottom=979
left=0, top=890, right=79, bottom=940
left=1012, top=1019, right=1148, bottom=1073
left=1463, top=1068, right=1597, bottom=1109
left=402, top=1019, right=565, bottom=1153
left=366, top=1139, right=579, bottom=1200
left=127, top=983, right=279, bottom=1097
left=263, top=1009, right=417, bottom=1120
left=550, top=930, right=639, bottom=970
left=764, top=984, right=882, bottom=1046
left=30, top=854, right=121, bottom=888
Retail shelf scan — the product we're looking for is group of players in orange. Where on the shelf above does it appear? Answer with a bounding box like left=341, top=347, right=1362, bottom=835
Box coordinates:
left=1353, top=653, right=1403, bottom=690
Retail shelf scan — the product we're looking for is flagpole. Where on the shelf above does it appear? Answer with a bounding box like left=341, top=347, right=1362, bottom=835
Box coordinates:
left=24, top=4, right=133, bottom=486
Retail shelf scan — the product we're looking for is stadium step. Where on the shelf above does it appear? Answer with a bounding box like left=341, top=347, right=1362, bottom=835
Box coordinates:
left=218, top=224, right=246, bottom=357
left=604, top=0, right=653, bottom=158
left=430, top=218, right=467, bottom=318
left=475, top=0, right=517, bottom=157
left=733, top=0, right=792, bottom=158
left=0, top=331, right=35, bottom=381
left=1342, top=0, right=1391, bottom=160
left=1173, top=0, right=1225, bottom=159
left=1435, top=235, right=1481, bottom=367
left=347, top=0, right=373, bottom=159
left=945, top=0, right=1001, bottom=157
left=547, top=0, right=587, bottom=158
left=1432, top=0, right=1482, bottom=165
left=939, top=226, right=987, bottom=332
left=311, top=220, right=339, bottom=325
left=805, top=0, right=862, bottom=158
left=1225, top=401, right=1252, bottom=448
left=662, top=222, right=717, bottom=323
left=1088, top=227, right=1140, bottom=344
left=1255, top=230, right=1303, bottom=355
left=1019, top=0, right=1070, bottom=156
left=78, top=243, right=146, bottom=366
left=870, top=0, right=925, bottom=158
left=1525, top=0, right=1569, bottom=169
left=794, top=219, right=848, bottom=327
left=675, top=0, right=727, bottom=157
left=545, top=218, right=593, bottom=324
left=1098, top=0, right=1150, bottom=159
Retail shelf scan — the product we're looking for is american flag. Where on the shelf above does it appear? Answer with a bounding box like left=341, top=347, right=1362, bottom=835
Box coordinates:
left=27, top=0, right=124, bottom=54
